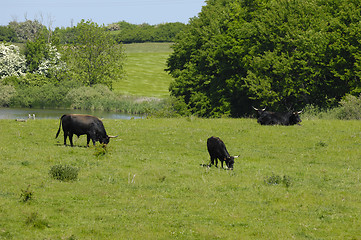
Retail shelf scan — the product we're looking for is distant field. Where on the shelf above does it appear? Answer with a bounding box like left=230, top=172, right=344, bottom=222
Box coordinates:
left=113, top=42, right=174, bottom=98
left=0, top=118, right=360, bottom=239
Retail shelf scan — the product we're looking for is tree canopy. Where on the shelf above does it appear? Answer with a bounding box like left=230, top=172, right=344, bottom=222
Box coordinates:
left=62, top=20, right=125, bottom=88
left=167, top=0, right=361, bottom=117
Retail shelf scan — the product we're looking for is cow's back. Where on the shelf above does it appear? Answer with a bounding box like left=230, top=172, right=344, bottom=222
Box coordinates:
left=207, top=136, right=229, bottom=158
left=61, top=114, right=104, bottom=134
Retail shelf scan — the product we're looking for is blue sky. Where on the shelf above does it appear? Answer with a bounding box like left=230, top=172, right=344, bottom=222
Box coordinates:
left=1, top=0, right=206, bottom=28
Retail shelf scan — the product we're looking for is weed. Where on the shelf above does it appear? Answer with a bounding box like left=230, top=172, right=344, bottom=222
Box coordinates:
left=25, top=212, right=50, bottom=229
left=264, top=173, right=292, bottom=188
left=49, top=164, right=79, bottom=181
left=20, top=185, right=33, bottom=203
left=316, top=141, right=328, bottom=147
left=94, top=144, right=107, bottom=157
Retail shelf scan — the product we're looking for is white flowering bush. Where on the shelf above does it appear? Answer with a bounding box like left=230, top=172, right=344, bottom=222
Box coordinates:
left=37, top=44, right=66, bottom=76
left=0, top=43, right=26, bottom=79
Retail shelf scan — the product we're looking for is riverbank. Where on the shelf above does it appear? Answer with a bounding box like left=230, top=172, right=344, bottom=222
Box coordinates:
left=0, top=107, right=142, bottom=120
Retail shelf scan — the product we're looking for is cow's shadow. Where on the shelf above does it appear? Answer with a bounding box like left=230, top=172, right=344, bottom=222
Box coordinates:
left=54, top=143, right=87, bottom=148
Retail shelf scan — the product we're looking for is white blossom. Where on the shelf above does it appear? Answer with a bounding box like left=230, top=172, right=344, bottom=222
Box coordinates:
left=37, top=44, right=66, bottom=76
left=0, top=43, right=26, bottom=79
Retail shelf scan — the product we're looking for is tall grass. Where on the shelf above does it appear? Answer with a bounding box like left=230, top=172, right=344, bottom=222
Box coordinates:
left=0, top=118, right=360, bottom=239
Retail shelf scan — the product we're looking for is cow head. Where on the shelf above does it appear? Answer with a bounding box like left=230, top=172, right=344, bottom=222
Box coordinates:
left=225, top=155, right=239, bottom=169
left=100, top=135, right=118, bottom=145
left=252, top=106, right=266, bottom=116
left=289, top=111, right=302, bottom=125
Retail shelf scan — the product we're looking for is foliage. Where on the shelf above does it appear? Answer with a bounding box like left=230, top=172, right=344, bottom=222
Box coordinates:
left=111, top=21, right=186, bottom=43
left=63, top=20, right=125, bottom=88
left=0, top=25, right=18, bottom=42
left=49, top=164, right=79, bottom=181
left=20, top=185, right=34, bottom=203
left=149, top=96, right=191, bottom=117
left=25, top=40, right=64, bottom=77
left=8, top=20, right=45, bottom=42
left=8, top=76, right=80, bottom=108
left=65, top=84, right=118, bottom=110
left=25, top=212, right=50, bottom=229
left=264, top=173, right=292, bottom=188
left=335, top=94, right=361, bottom=120
left=167, top=0, right=361, bottom=117
left=93, top=144, right=108, bottom=157
left=0, top=82, right=16, bottom=107
left=0, top=43, right=26, bottom=79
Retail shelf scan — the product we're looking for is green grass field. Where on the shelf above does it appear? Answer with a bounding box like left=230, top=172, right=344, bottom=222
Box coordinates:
left=113, top=43, right=173, bottom=98
left=0, top=118, right=360, bottom=239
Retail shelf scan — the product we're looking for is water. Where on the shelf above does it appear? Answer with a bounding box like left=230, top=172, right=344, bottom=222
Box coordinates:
left=0, top=108, right=141, bottom=120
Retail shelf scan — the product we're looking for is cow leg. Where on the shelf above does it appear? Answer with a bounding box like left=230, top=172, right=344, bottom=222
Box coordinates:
left=69, top=133, right=74, bottom=147
left=87, top=135, right=91, bottom=147
left=209, top=157, right=215, bottom=167
left=63, top=132, right=68, bottom=146
left=87, top=133, right=96, bottom=147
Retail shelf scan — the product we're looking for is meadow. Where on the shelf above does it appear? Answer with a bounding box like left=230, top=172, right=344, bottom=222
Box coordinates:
left=0, top=117, right=360, bottom=239
left=113, top=43, right=173, bottom=98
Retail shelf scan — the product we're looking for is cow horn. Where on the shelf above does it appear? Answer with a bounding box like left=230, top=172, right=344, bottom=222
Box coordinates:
left=253, top=106, right=266, bottom=111
left=108, top=135, right=118, bottom=138
left=233, top=155, right=240, bottom=159
left=297, top=110, right=303, bottom=114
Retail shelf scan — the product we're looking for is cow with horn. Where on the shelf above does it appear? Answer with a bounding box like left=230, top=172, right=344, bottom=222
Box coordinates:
left=252, top=106, right=302, bottom=126
left=56, top=114, right=117, bottom=147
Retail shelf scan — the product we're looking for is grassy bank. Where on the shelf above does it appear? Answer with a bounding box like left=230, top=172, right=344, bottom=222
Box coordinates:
left=0, top=118, right=360, bottom=239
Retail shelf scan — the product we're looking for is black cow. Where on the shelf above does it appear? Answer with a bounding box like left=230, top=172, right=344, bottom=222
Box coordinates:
left=207, top=136, right=239, bottom=169
left=55, top=114, right=117, bottom=147
left=253, top=106, right=302, bottom=126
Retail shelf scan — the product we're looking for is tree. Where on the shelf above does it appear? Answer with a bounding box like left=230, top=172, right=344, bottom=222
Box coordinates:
left=167, top=0, right=361, bottom=117
left=8, top=20, right=45, bottom=42
left=0, top=26, right=18, bottom=42
left=64, top=20, right=125, bottom=88
left=24, top=28, right=64, bottom=78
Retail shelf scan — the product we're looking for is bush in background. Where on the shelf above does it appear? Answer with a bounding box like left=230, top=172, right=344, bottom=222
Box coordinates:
left=0, top=82, right=16, bottom=107
left=335, top=94, right=361, bottom=120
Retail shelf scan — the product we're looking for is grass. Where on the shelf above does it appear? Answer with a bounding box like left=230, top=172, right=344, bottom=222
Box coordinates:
left=0, top=117, right=360, bottom=239
left=113, top=43, right=173, bottom=98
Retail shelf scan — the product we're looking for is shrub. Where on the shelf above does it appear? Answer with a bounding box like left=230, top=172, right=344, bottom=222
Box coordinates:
left=20, top=185, right=34, bottom=203
left=94, top=144, right=108, bottom=157
left=65, top=84, right=117, bottom=110
left=49, top=164, right=79, bottom=181
left=335, top=94, right=361, bottom=120
left=264, top=173, right=292, bottom=188
left=0, top=43, right=26, bottom=79
left=0, top=82, right=16, bottom=107
left=25, top=212, right=50, bottom=229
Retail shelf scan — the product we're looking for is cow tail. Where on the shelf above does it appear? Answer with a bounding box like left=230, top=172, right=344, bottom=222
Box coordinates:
left=55, top=115, right=65, bottom=138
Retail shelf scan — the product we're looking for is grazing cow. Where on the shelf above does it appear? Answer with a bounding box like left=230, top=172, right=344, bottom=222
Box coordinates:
left=207, top=136, right=239, bottom=169
left=253, top=107, right=302, bottom=126
left=55, top=114, right=117, bottom=147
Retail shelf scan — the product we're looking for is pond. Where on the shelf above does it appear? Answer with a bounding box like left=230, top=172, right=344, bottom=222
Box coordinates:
left=0, top=108, right=141, bottom=120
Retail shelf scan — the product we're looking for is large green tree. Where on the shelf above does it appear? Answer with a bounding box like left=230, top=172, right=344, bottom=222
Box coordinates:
left=167, top=0, right=361, bottom=117
left=64, top=20, right=125, bottom=88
